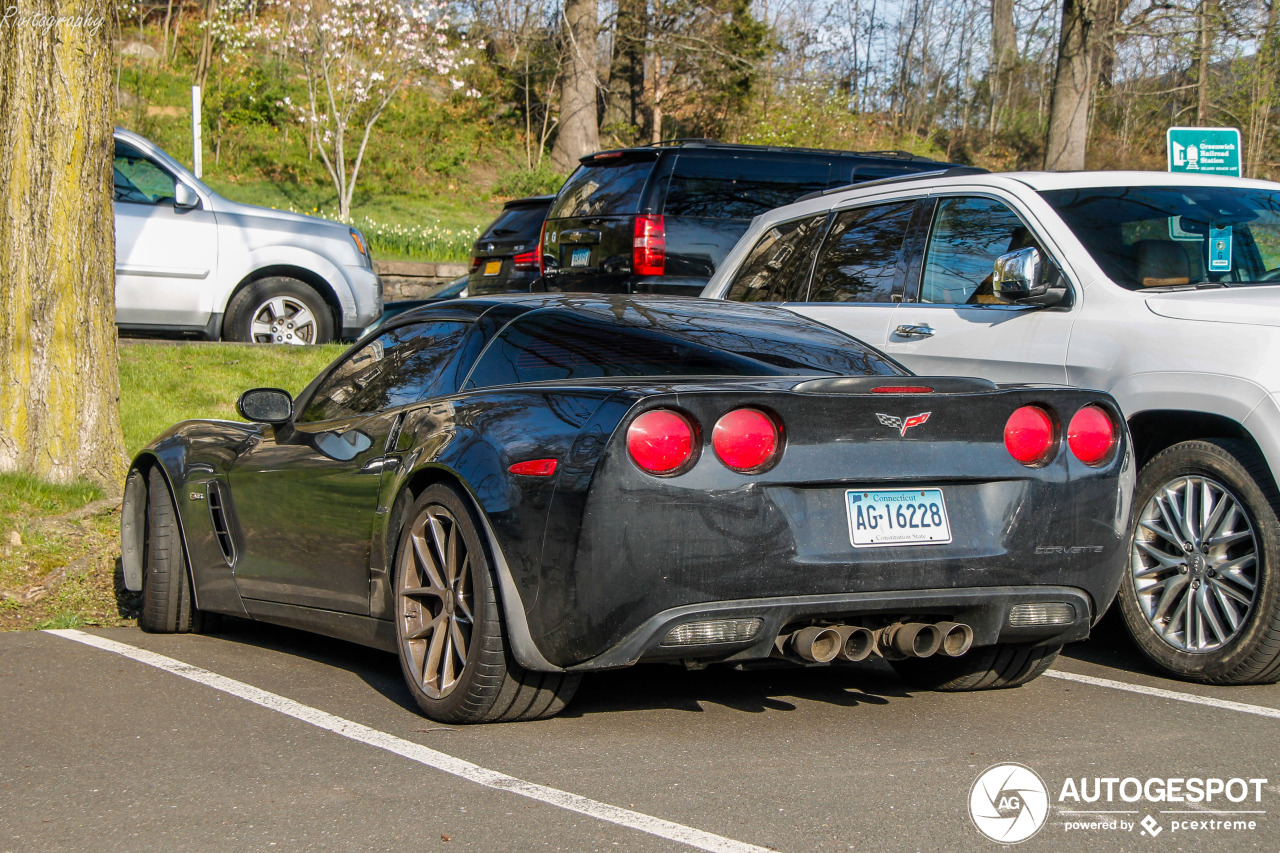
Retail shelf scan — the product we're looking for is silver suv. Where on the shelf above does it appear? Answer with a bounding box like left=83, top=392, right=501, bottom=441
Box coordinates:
left=113, top=128, right=381, bottom=343
left=703, top=169, right=1280, bottom=685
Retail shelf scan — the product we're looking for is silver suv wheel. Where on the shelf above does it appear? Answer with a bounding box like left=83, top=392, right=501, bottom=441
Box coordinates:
left=1131, top=474, right=1258, bottom=652
left=248, top=296, right=319, bottom=345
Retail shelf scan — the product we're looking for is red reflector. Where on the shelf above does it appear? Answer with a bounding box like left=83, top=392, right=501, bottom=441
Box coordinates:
left=1068, top=405, right=1117, bottom=466
left=627, top=409, right=695, bottom=475
left=1004, top=406, right=1056, bottom=466
left=871, top=386, right=934, bottom=394
left=469, top=256, right=481, bottom=273
left=509, top=458, right=558, bottom=476
left=537, top=219, right=547, bottom=274
left=713, top=408, right=780, bottom=472
left=513, top=249, right=539, bottom=271
left=633, top=215, right=665, bottom=276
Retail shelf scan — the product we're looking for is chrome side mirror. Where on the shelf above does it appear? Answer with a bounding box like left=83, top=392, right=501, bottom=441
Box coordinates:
left=237, top=388, right=293, bottom=425
left=992, top=247, right=1068, bottom=307
left=174, top=182, right=201, bottom=210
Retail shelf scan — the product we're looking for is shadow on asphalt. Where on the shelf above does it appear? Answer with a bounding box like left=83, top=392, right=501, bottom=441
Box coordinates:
left=182, top=610, right=1169, bottom=721
left=187, top=617, right=922, bottom=719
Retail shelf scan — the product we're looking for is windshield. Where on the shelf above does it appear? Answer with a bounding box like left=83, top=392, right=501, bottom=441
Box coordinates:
left=1040, top=186, right=1280, bottom=290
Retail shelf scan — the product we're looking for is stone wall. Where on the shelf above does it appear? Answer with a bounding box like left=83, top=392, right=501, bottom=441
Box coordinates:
left=374, top=260, right=470, bottom=301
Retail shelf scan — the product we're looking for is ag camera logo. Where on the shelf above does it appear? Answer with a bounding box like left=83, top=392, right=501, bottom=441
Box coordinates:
left=970, top=763, right=1050, bottom=843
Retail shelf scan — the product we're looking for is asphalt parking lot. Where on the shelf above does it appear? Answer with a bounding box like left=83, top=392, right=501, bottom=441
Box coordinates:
left=2, top=617, right=1278, bottom=853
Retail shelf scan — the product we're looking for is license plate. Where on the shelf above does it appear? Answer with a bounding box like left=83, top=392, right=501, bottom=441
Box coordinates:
left=484, top=260, right=501, bottom=276
left=846, top=488, right=951, bottom=547
left=570, top=247, right=591, bottom=267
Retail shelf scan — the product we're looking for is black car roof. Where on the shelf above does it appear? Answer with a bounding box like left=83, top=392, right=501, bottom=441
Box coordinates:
left=579, top=140, right=957, bottom=166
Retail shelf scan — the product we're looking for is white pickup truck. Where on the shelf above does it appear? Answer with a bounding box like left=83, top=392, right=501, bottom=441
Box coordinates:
left=702, top=169, right=1280, bottom=685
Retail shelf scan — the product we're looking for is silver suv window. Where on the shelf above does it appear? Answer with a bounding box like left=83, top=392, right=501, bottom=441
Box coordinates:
left=113, top=141, right=176, bottom=205
left=921, top=197, right=1043, bottom=304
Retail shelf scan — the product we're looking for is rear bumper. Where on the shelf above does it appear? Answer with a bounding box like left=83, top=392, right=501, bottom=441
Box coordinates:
left=566, top=585, right=1093, bottom=671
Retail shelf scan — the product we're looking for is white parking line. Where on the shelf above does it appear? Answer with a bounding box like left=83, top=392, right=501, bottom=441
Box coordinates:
left=46, top=629, right=771, bottom=853
left=1045, top=670, right=1280, bottom=720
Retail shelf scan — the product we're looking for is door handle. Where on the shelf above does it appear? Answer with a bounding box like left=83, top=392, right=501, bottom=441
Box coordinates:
left=894, top=323, right=935, bottom=338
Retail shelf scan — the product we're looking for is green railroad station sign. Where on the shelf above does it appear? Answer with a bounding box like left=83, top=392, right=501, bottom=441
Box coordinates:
left=1167, top=127, right=1242, bottom=176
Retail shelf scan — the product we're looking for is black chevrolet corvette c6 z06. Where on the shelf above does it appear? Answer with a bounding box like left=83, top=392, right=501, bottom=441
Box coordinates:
left=121, top=295, right=1135, bottom=723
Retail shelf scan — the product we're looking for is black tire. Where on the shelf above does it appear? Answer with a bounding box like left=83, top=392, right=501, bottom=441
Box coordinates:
left=393, top=485, right=579, bottom=723
left=889, top=642, right=1062, bottom=691
left=223, top=276, right=334, bottom=344
left=138, top=467, right=204, bottom=634
left=1118, top=439, right=1280, bottom=685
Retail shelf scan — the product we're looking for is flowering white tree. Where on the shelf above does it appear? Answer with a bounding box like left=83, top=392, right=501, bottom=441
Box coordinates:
left=254, top=0, right=478, bottom=218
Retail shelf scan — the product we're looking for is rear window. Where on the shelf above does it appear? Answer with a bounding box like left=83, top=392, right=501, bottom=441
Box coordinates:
left=465, top=305, right=904, bottom=388
left=549, top=158, right=655, bottom=218
left=481, top=204, right=548, bottom=241
left=663, top=154, right=831, bottom=219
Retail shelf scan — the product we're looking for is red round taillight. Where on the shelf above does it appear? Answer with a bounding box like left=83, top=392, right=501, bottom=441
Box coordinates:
left=713, top=408, right=781, bottom=472
left=1004, top=405, right=1056, bottom=466
left=1068, top=405, right=1117, bottom=466
left=627, top=409, right=696, bottom=475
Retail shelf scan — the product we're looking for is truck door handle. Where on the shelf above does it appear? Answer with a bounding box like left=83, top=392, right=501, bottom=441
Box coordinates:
left=894, top=323, right=935, bottom=338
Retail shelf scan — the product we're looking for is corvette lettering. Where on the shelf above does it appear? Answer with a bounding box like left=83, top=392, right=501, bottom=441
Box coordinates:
left=876, top=412, right=931, bottom=436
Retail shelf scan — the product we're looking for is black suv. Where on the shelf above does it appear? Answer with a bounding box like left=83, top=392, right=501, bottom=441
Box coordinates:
left=468, top=194, right=554, bottom=296
left=539, top=141, right=966, bottom=296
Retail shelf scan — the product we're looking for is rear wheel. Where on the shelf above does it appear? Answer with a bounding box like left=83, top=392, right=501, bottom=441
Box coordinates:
left=393, top=485, right=579, bottom=723
left=138, top=467, right=204, bottom=634
left=889, top=643, right=1061, bottom=691
left=1118, top=440, right=1280, bottom=684
left=223, top=277, right=333, bottom=345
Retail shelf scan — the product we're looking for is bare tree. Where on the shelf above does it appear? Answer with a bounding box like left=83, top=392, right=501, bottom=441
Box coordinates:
left=0, top=0, right=127, bottom=489
left=550, top=0, right=600, bottom=169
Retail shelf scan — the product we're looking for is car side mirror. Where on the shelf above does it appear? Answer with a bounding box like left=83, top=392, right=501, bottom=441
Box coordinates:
left=992, top=247, right=1068, bottom=307
left=174, top=182, right=200, bottom=210
left=237, top=388, right=293, bottom=425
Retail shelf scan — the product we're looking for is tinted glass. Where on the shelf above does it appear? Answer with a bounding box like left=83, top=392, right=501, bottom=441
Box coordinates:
left=921, top=197, right=1042, bottom=304
left=725, top=215, right=827, bottom=302
left=663, top=154, right=831, bottom=219
left=549, top=158, right=655, bottom=218
left=481, top=204, right=548, bottom=241
left=299, top=321, right=471, bottom=422
left=1041, top=186, right=1280, bottom=290
left=809, top=202, right=915, bottom=303
left=466, top=304, right=904, bottom=388
left=113, top=141, right=177, bottom=205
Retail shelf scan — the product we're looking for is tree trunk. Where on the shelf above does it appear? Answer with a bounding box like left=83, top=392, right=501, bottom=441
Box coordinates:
left=1044, top=0, right=1096, bottom=170
left=550, top=0, right=600, bottom=171
left=1248, top=0, right=1279, bottom=177
left=604, top=0, right=645, bottom=138
left=1195, top=0, right=1218, bottom=124
left=0, top=0, right=127, bottom=490
left=989, top=0, right=1016, bottom=134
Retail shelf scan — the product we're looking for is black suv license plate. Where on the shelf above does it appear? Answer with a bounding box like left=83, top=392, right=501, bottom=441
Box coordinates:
left=570, top=247, right=591, bottom=267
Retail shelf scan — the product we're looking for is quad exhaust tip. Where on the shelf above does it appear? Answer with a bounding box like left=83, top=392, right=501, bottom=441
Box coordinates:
left=779, top=621, right=972, bottom=664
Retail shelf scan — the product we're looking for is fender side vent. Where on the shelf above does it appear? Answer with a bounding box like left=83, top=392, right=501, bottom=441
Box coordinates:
left=206, top=482, right=237, bottom=567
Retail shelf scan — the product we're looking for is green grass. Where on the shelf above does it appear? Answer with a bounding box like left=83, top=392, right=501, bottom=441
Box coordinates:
left=118, top=343, right=347, bottom=456
left=0, top=474, right=107, bottom=592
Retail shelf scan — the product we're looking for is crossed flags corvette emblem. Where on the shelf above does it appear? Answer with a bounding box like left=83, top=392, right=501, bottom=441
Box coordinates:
left=876, top=412, right=931, bottom=436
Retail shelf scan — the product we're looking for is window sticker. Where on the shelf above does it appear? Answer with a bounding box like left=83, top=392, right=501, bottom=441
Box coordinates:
left=1209, top=226, right=1233, bottom=272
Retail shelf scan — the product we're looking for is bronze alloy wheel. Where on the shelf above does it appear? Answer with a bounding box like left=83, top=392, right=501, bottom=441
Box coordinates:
left=397, top=503, right=476, bottom=700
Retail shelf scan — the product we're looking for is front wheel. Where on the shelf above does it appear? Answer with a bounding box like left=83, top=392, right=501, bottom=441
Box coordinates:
left=138, top=467, right=204, bottom=634
left=889, top=642, right=1061, bottom=691
left=1118, top=439, right=1280, bottom=684
left=223, top=277, right=334, bottom=345
left=393, top=485, right=580, bottom=723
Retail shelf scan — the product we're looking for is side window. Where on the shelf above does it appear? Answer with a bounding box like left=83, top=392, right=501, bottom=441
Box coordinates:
left=724, top=215, right=827, bottom=303
left=920, top=197, right=1044, bottom=304
left=113, top=142, right=177, bottom=205
left=808, top=201, right=916, bottom=303
left=299, top=321, right=471, bottom=423
left=663, top=154, right=831, bottom=219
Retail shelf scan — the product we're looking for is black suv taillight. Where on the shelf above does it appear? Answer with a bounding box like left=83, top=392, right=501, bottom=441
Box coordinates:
left=513, top=249, right=539, bottom=271
left=634, top=215, right=665, bottom=276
